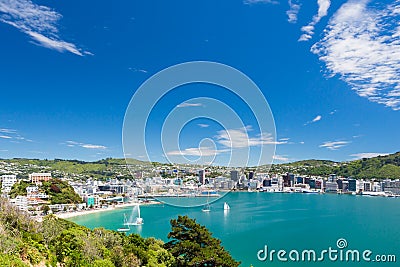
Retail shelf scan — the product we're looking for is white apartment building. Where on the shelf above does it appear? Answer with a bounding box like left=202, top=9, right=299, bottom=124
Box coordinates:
left=1, top=174, right=17, bottom=194
left=10, top=195, right=28, bottom=211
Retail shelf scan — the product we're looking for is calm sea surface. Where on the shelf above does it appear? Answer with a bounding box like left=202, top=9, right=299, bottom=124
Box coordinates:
left=70, top=192, right=400, bottom=267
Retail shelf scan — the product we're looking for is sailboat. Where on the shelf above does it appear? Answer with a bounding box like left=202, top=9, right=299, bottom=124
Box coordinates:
left=223, top=202, right=230, bottom=210
left=117, top=214, right=130, bottom=232
left=202, top=202, right=211, bottom=212
left=202, top=191, right=211, bottom=212
left=124, top=204, right=144, bottom=225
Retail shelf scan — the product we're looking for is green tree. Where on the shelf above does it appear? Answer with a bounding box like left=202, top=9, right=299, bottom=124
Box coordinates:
left=165, top=215, right=240, bottom=267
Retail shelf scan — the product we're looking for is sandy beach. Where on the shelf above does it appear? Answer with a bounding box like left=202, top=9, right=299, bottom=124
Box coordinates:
left=55, top=201, right=161, bottom=219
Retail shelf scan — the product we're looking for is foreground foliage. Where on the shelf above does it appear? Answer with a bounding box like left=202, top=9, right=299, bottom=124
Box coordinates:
left=0, top=199, right=239, bottom=266
left=166, top=215, right=240, bottom=267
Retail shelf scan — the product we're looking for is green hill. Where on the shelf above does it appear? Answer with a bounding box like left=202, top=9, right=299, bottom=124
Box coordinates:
left=271, top=152, right=400, bottom=179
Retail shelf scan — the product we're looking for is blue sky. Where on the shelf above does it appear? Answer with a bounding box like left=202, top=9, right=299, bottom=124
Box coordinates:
left=0, top=0, right=399, bottom=165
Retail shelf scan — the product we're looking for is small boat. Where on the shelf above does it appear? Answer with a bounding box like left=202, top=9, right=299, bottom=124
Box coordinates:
left=202, top=203, right=211, bottom=212
left=223, top=202, right=230, bottom=210
left=117, top=214, right=130, bottom=232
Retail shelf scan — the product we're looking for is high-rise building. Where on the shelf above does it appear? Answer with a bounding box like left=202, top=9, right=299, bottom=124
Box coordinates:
left=230, top=170, right=239, bottom=182
left=198, top=169, right=205, bottom=185
left=248, top=171, right=254, bottom=180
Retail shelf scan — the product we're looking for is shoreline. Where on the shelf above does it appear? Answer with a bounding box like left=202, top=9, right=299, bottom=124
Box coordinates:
left=55, top=201, right=161, bottom=219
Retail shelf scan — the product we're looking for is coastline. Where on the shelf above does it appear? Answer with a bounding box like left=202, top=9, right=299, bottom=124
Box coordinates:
left=55, top=201, right=161, bottom=219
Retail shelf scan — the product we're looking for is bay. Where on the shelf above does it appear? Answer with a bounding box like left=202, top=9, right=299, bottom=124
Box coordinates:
left=70, top=192, right=400, bottom=266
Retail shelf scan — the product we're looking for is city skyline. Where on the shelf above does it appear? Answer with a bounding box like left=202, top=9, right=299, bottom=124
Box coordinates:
left=0, top=0, right=399, bottom=165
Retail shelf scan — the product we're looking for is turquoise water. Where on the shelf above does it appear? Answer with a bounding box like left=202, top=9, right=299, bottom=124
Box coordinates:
left=70, top=193, right=400, bottom=266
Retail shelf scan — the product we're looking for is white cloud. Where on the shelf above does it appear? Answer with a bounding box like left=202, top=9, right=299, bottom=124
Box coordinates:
left=287, top=0, right=301, bottom=23
left=0, top=135, right=12, bottom=139
left=350, top=152, right=389, bottom=159
left=312, top=115, right=322, bottom=122
left=319, top=140, right=350, bottom=150
left=65, top=140, right=107, bottom=150
left=81, top=144, right=107, bottom=150
left=312, top=0, right=400, bottom=110
left=304, top=115, right=322, bottom=125
left=299, top=141, right=305, bottom=144
left=216, top=126, right=286, bottom=149
left=176, top=103, right=203, bottom=108
left=167, top=147, right=227, bottom=157
left=198, top=124, right=210, bottom=128
left=0, top=0, right=89, bottom=56
left=299, top=0, right=331, bottom=41
left=273, top=155, right=289, bottom=162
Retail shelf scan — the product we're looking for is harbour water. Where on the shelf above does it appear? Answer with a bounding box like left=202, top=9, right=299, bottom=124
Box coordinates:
left=70, top=192, right=400, bottom=266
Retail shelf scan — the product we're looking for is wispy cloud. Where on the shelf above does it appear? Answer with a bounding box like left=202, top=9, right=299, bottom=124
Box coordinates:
left=350, top=152, right=389, bottom=160
left=273, top=155, right=290, bottom=162
left=287, top=0, right=301, bottom=23
left=167, top=147, right=228, bottom=157
left=176, top=103, right=203, bottom=108
left=329, top=109, right=337, bottom=115
left=0, top=0, right=90, bottom=56
left=128, top=67, right=148, bottom=73
left=0, top=128, right=32, bottom=142
left=243, top=0, right=278, bottom=4
left=299, top=0, right=331, bottom=41
left=198, top=124, right=209, bottom=128
left=216, top=126, right=286, bottom=149
left=0, top=128, right=17, bottom=134
left=319, top=140, right=350, bottom=150
left=304, top=115, right=322, bottom=125
left=65, top=140, right=107, bottom=150
left=312, top=0, right=400, bottom=110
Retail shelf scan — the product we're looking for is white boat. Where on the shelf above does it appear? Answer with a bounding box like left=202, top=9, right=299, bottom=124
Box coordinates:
left=117, top=214, right=130, bottom=232
left=124, top=204, right=144, bottom=225
left=223, top=202, right=230, bottom=210
left=202, top=203, right=211, bottom=212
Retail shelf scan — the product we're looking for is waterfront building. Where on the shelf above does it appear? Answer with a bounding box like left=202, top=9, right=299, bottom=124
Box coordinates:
left=1, top=174, right=17, bottom=194
left=363, top=181, right=371, bottom=192
left=342, top=180, right=349, bottom=192
left=348, top=179, right=357, bottom=192
left=328, top=174, right=337, bottom=182
left=309, top=179, right=316, bottom=189
left=325, top=181, right=338, bottom=193
left=29, top=173, right=52, bottom=184
left=337, top=179, right=343, bottom=190
left=382, top=180, right=400, bottom=195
